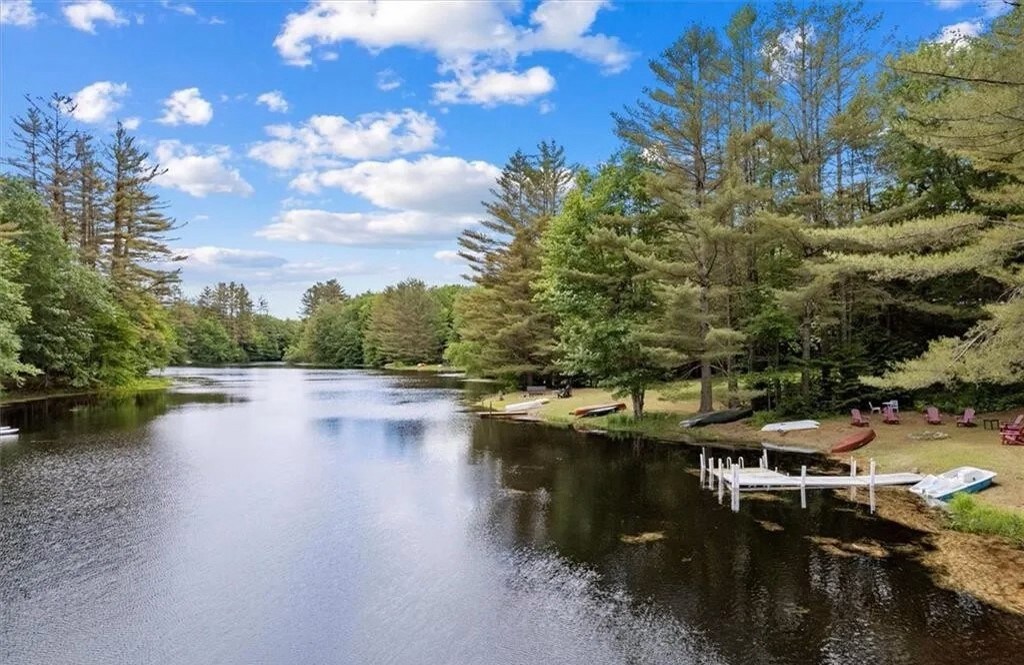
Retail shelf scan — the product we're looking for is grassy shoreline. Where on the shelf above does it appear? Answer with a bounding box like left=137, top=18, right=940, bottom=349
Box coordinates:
left=474, top=385, right=1024, bottom=613
left=0, top=376, right=173, bottom=406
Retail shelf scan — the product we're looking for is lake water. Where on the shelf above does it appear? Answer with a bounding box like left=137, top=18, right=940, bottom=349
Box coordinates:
left=2, top=366, right=1023, bottom=664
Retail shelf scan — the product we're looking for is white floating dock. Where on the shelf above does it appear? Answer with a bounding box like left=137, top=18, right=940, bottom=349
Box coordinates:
left=698, top=448, right=923, bottom=514
left=712, top=468, right=923, bottom=490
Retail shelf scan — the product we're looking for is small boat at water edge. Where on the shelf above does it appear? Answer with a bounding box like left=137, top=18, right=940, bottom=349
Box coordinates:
left=572, top=403, right=627, bottom=418
left=680, top=407, right=753, bottom=428
left=761, top=441, right=819, bottom=455
left=505, top=399, right=548, bottom=412
left=831, top=428, right=876, bottom=454
left=0, top=426, right=19, bottom=439
left=760, top=419, right=820, bottom=433
left=479, top=409, right=532, bottom=419
left=910, top=467, right=996, bottom=502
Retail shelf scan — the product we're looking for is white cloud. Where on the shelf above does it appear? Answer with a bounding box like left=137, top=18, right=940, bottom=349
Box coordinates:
left=153, top=140, right=253, bottom=197
left=257, top=209, right=477, bottom=246
left=273, top=0, right=631, bottom=105
left=296, top=155, right=500, bottom=215
left=256, top=90, right=290, bottom=113
left=70, top=81, right=130, bottom=123
left=1, top=0, right=38, bottom=26
left=176, top=245, right=369, bottom=284
left=158, top=87, right=214, bottom=126
left=433, top=66, right=555, bottom=106
left=180, top=246, right=286, bottom=270
left=934, top=0, right=968, bottom=9
left=376, top=69, right=403, bottom=92
left=935, top=20, right=984, bottom=44
left=433, top=250, right=465, bottom=264
left=248, top=109, right=439, bottom=170
left=161, top=1, right=197, bottom=16
left=122, top=116, right=142, bottom=130
left=63, top=1, right=126, bottom=33
left=539, top=100, right=555, bottom=114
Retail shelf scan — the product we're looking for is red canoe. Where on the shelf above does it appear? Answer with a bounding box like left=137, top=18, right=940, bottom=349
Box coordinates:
left=831, top=428, right=876, bottom=454
left=571, top=402, right=627, bottom=417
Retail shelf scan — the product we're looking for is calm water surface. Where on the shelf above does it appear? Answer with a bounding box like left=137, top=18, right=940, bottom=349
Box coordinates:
left=2, top=367, right=1023, bottom=664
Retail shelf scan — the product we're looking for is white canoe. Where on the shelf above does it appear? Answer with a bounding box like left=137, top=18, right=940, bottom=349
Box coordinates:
left=505, top=399, right=548, bottom=412
left=760, top=420, right=820, bottom=432
left=910, top=466, right=996, bottom=502
left=0, top=426, right=19, bottom=438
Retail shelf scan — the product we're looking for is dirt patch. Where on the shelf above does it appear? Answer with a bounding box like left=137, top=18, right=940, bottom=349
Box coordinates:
left=744, top=492, right=786, bottom=503
left=858, top=491, right=1024, bottom=614
left=620, top=531, right=666, bottom=544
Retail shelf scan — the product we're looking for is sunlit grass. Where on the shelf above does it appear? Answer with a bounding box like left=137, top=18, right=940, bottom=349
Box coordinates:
left=947, top=494, right=1024, bottom=547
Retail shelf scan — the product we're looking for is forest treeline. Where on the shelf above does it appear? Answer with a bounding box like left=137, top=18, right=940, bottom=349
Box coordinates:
left=450, top=2, right=1024, bottom=417
left=2, top=2, right=1021, bottom=418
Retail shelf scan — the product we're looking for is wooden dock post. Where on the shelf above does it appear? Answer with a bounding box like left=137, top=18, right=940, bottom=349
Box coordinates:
left=731, top=464, right=740, bottom=512
left=761, top=449, right=768, bottom=470
left=717, top=458, right=725, bottom=503
left=869, top=458, right=877, bottom=514
left=849, top=457, right=858, bottom=500
left=739, top=457, right=745, bottom=469
left=699, top=451, right=706, bottom=485
left=708, top=456, right=715, bottom=488
left=800, top=465, right=807, bottom=509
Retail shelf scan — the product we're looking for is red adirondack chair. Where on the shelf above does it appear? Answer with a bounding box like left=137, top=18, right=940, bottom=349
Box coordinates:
left=883, top=406, right=900, bottom=424
left=956, top=408, right=976, bottom=427
left=850, top=409, right=870, bottom=427
left=1002, top=427, right=1024, bottom=445
left=999, top=414, right=1023, bottom=432
left=925, top=406, right=942, bottom=425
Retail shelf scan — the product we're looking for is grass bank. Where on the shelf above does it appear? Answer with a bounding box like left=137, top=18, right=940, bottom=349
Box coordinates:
left=1, top=376, right=172, bottom=406
left=474, top=382, right=1024, bottom=612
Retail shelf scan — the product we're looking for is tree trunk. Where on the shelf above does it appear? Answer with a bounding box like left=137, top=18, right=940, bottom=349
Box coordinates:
left=801, top=304, right=812, bottom=403
left=631, top=388, right=645, bottom=419
left=699, top=282, right=713, bottom=413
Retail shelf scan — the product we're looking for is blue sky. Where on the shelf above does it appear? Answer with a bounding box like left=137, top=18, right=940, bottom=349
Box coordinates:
left=0, top=0, right=1008, bottom=316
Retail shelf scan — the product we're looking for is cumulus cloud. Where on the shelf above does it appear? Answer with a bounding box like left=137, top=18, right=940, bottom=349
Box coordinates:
left=122, top=116, right=142, bottom=130
left=63, top=1, right=126, bottom=33
left=71, top=81, right=130, bottom=123
left=1, top=0, right=38, bottom=26
left=158, top=87, right=214, bottom=126
left=256, top=90, right=290, bottom=113
left=376, top=69, right=403, bottom=92
left=176, top=245, right=369, bottom=284
left=273, top=0, right=631, bottom=105
left=179, top=246, right=286, bottom=270
left=257, top=209, right=478, bottom=246
left=248, top=109, right=439, bottom=170
left=293, top=155, right=500, bottom=215
left=433, top=250, right=465, bottom=264
left=161, top=1, right=196, bottom=16
left=933, top=0, right=968, bottom=9
left=153, top=141, right=253, bottom=197
left=935, top=20, right=984, bottom=44
left=433, top=66, right=555, bottom=106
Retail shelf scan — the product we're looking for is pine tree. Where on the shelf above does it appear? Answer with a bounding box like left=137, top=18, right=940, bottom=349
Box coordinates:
left=454, top=142, right=572, bottom=380
left=69, top=134, right=107, bottom=268
left=6, top=96, right=45, bottom=194
left=105, top=123, right=180, bottom=296
left=300, top=279, right=347, bottom=317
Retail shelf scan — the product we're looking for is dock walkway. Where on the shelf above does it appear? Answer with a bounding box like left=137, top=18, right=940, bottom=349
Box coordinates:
left=711, top=467, right=923, bottom=490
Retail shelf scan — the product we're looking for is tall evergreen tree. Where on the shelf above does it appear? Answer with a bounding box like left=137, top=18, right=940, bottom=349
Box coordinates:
left=105, top=123, right=180, bottom=296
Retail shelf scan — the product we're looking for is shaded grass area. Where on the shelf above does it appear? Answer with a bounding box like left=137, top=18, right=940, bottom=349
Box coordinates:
left=948, top=494, right=1024, bottom=547
left=1, top=376, right=172, bottom=405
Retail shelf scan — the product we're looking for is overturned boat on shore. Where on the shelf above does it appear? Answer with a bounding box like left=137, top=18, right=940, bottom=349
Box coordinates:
left=571, top=403, right=627, bottom=418
left=680, top=407, right=753, bottom=428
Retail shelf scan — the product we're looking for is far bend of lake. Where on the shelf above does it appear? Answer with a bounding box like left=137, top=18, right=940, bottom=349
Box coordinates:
left=2, top=366, right=1023, bottom=664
